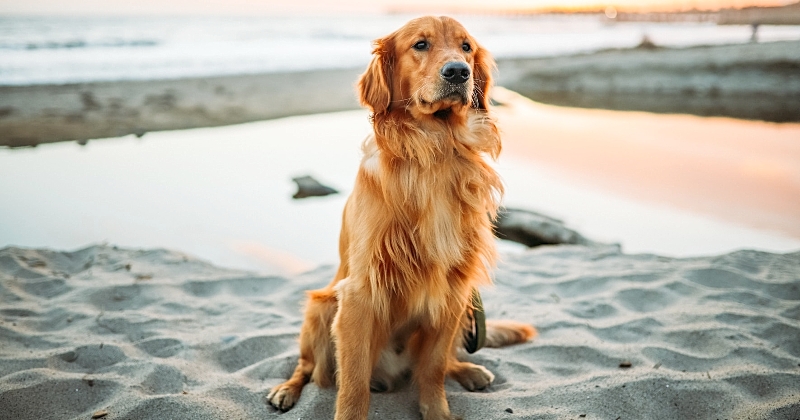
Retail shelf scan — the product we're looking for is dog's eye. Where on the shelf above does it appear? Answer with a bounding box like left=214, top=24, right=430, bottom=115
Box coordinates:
left=462, top=42, right=472, bottom=52
left=413, top=40, right=429, bottom=51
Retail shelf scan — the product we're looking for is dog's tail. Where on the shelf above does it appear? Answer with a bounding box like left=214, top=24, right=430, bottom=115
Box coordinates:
left=483, top=320, right=537, bottom=348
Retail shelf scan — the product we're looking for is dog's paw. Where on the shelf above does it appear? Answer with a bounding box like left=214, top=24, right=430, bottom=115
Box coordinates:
left=420, top=410, right=463, bottom=420
left=449, top=363, right=494, bottom=391
left=267, top=384, right=301, bottom=411
left=423, top=416, right=462, bottom=420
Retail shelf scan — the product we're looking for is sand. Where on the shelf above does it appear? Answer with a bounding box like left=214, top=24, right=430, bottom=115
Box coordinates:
left=1, top=242, right=799, bottom=420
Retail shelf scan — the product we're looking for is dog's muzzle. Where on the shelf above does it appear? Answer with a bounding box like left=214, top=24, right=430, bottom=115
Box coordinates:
left=433, top=61, right=471, bottom=104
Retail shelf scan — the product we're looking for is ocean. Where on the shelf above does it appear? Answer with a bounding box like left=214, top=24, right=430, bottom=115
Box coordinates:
left=2, top=13, right=800, bottom=85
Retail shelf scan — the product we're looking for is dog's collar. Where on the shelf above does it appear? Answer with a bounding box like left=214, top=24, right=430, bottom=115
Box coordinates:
left=464, top=288, right=486, bottom=354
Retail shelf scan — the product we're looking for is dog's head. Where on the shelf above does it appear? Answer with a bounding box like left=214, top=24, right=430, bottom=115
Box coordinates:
left=358, top=16, right=494, bottom=118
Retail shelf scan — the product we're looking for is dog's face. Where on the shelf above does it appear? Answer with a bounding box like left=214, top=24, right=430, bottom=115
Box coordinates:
left=358, top=16, right=494, bottom=118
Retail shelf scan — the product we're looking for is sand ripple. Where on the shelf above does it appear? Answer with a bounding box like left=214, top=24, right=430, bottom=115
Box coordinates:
left=1, top=244, right=798, bottom=419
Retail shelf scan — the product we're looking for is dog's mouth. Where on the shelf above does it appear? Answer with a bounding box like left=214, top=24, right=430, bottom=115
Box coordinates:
left=432, top=108, right=452, bottom=119
left=418, top=84, right=470, bottom=116
left=434, top=84, right=469, bottom=104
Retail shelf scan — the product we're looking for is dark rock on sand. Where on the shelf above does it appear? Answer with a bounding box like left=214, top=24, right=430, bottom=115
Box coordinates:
left=494, top=207, right=597, bottom=248
left=291, top=175, right=338, bottom=199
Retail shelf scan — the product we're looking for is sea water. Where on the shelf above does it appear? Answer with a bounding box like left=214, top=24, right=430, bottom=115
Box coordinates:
left=2, top=13, right=800, bottom=85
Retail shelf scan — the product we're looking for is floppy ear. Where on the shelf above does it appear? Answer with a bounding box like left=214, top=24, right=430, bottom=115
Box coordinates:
left=358, top=38, right=393, bottom=114
left=472, top=45, right=495, bottom=110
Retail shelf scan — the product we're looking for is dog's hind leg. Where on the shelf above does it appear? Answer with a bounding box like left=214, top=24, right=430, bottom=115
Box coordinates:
left=268, top=287, right=338, bottom=411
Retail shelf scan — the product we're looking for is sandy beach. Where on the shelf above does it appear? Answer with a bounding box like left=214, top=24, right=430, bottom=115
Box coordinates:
left=2, top=33, right=800, bottom=420
left=1, top=242, right=799, bottom=419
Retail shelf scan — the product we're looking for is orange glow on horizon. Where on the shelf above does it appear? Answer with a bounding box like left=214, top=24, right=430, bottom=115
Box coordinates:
left=0, top=0, right=797, bottom=16
left=391, top=0, right=798, bottom=14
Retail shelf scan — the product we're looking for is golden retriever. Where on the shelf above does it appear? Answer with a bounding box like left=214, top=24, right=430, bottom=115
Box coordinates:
left=268, top=16, right=535, bottom=420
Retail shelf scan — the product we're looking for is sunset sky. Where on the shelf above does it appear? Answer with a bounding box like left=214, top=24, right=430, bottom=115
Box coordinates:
left=0, top=0, right=796, bottom=15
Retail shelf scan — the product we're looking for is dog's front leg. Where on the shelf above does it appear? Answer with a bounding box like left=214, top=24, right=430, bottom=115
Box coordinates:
left=412, top=313, right=462, bottom=420
left=333, top=282, right=387, bottom=420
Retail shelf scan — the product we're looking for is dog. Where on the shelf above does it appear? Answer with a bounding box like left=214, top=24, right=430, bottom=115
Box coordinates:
left=268, top=16, right=536, bottom=420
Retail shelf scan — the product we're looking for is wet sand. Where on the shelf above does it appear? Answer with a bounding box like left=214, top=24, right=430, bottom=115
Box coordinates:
left=0, top=68, right=362, bottom=148
left=496, top=40, right=800, bottom=123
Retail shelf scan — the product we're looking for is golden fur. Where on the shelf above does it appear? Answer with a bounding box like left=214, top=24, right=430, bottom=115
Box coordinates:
left=268, top=16, right=536, bottom=420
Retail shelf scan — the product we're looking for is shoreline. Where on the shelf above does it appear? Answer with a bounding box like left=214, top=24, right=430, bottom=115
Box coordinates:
left=0, top=68, right=362, bottom=148
left=495, top=40, right=800, bottom=123
left=3, top=40, right=800, bottom=147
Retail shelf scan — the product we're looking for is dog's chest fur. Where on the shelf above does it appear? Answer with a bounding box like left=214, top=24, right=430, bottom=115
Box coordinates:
left=349, top=115, right=500, bottom=324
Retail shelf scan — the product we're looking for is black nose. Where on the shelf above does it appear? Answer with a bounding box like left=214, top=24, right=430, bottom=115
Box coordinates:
left=440, top=61, right=470, bottom=84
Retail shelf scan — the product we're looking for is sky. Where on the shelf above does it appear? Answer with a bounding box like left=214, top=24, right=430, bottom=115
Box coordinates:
left=0, top=0, right=796, bottom=15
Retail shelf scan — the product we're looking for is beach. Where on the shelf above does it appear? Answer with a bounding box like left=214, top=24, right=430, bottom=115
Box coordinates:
left=2, top=25, right=800, bottom=420
left=1, top=243, right=799, bottom=419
